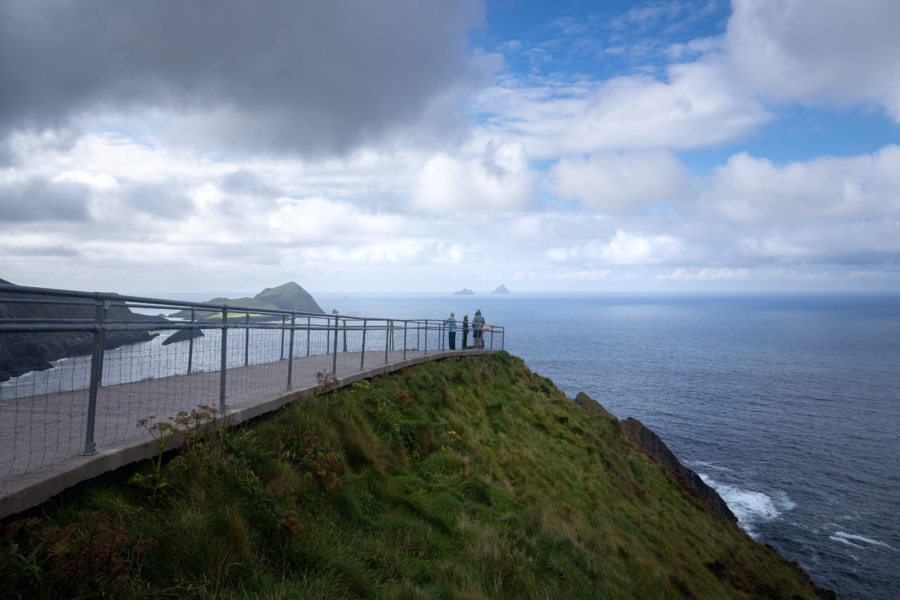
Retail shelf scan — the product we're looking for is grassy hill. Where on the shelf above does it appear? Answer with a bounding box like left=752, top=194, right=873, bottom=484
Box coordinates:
left=168, top=282, right=324, bottom=320
left=0, top=353, right=833, bottom=599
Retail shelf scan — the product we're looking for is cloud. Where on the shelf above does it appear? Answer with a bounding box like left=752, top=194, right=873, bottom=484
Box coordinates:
left=0, top=0, right=489, bottom=156
left=119, top=182, right=195, bottom=219
left=701, top=145, right=900, bottom=222
left=268, top=196, right=407, bottom=245
left=736, top=220, right=900, bottom=265
left=220, top=170, right=281, bottom=199
left=412, top=141, right=535, bottom=213
left=0, top=243, right=82, bottom=258
left=549, top=150, right=694, bottom=211
left=474, top=59, right=771, bottom=158
left=663, top=267, right=749, bottom=280
left=725, top=0, right=900, bottom=120
left=547, top=229, right=684, bottom=266
left=0, top=176, right=91, bottom=222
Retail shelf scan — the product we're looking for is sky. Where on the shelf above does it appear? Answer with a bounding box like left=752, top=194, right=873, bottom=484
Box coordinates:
left=2, top=0, right=900, bottom=297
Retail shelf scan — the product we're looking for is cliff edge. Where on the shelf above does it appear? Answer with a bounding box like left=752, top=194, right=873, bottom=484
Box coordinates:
left=0, top=352, right=835, bottom=599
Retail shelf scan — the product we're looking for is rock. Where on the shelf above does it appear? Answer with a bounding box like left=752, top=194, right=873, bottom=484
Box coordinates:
left=492, top=284, right=510, bottom=294
left=620, top=416, right=738, bottom=523
left=454, top=288, right=475, bottom=295
left=574, top=391, right=619, bottom=420
left=162, top=328, right=205, bottom=345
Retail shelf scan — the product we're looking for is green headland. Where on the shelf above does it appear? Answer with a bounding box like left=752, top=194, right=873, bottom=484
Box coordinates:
left=0, top=352, right=834, bottom=599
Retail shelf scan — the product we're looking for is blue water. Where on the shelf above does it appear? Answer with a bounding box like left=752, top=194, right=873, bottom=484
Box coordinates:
left=323, top=293, right=900, bottom=600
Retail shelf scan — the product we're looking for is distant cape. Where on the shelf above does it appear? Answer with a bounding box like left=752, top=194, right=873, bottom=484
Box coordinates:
left=168, top=281, right=324, bottom=321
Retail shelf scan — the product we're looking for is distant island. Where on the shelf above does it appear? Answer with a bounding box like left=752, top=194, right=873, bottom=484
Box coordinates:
left=453, top=288, right=475, bottom=295
left=492, top=284, right=510, bottom=294
left=169, top=281, right=324, bottom=320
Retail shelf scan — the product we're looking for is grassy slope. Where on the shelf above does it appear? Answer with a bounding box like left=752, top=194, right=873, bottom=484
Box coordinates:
left=0, top=353, right=832, bottom=599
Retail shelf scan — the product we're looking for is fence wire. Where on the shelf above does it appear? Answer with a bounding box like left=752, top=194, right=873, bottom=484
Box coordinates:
left=0, top=285, right=504, bottom=486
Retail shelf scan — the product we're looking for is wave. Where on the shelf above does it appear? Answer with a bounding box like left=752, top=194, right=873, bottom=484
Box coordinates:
left=699, top=474, right=794, bottom=537
left=830, top=531, right=895, bottom=551
left=686, top=460, right=733, bottom=474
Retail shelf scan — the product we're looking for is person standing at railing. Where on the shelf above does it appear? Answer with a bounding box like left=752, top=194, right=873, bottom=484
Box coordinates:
left=462, top=314, right=469, bottom=349
left=472, top=309, right=485, bottom=350
left=445, top=312, right=457, bottom=350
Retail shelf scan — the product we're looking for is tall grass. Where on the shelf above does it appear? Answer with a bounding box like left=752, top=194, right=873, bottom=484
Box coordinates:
left=0, top=352, right=833, bottom=599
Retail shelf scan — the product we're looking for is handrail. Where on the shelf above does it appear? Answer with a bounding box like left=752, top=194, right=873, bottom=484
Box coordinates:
left=0, top=283, right=505, bottom=478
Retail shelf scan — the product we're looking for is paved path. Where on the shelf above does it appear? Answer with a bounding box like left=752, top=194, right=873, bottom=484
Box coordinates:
left=0, top=347, right=495, bottom=518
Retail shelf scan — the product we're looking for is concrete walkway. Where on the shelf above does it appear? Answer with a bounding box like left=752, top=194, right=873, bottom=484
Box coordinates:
left=0, top=347, right=496, bottom=518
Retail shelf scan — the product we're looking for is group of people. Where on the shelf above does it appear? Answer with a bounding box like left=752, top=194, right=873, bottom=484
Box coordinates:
left=444, top=309, right=487, bottom=350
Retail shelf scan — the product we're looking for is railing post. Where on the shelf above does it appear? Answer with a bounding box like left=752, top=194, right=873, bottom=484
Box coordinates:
left=244, top=312, right=250, bottom=367
left=332, top=315, right=339, bottom=376
left=490, top=326, right=493, bottom=350
left=219, top=307, right=228, bottom=413
left=82, top=296, right=108, bottom=455
left=306, top=316, right=311, bottom=357
left=360, top=318, right=367, bottom=370
left=424, top=320, right=428, bottom=356
left=440, top=321, right=445, bottom=351
left=342, top=319, right=347, bottom=353
left=280, top=315, right=286, bottom=360
left=384, top=319, right=391, bottom=364
left=287, top=313, right=296, bottom=390
left=187, top=307, right=195, bottom=375
left=403, top=321, right=408, bottom=360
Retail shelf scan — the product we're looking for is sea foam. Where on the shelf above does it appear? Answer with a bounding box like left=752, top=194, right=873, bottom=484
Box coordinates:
left=830, top=531, right=895, bottom=550
left=699, top=474, right=793, bottom=537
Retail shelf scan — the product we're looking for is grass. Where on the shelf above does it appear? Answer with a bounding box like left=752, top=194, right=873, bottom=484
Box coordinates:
left=0, top=352, right=833, bottom=599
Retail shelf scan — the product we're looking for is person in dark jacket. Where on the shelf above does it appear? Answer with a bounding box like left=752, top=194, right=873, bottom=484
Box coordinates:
left=472, top=309, right=486, bottom=350
left=462, top=314, right=469, bottom=349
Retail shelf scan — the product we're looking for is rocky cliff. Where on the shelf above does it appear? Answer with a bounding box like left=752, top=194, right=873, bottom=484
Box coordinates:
left=0, top=279, right=167, bottom=382
left=575, top=391, right=738, bottom=523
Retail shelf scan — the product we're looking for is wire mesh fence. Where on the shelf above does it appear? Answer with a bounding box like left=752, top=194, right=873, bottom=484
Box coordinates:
left=0, top=283, right=504, bottom=486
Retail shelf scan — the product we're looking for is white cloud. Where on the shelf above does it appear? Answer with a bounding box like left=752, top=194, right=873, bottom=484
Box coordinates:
left=725, top=0, right=900, bottom=120
left=412, top=141, right=535, bottom=213
left=547, top=229, right=684, bottom=266
left=268, top=196, right=407, bottom=245
left=701, top=145, right=900, bottom=222
left=548, top=269, right=613, bottom=281
left=549, top=150, right=694, bottom=211
left=663, top=267, right=749, bottom=280
left=473, top=59, right=771, bottom=158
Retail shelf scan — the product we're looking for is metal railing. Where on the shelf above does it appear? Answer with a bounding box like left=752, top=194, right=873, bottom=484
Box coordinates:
left=0, top=283, right=504, bottom=485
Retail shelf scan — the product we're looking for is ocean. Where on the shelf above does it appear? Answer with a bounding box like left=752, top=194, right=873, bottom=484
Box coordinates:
left=321, top=293, right=900, bottom=600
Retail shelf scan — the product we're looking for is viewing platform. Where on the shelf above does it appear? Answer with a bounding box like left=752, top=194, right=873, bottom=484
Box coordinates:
left=0, top=283, right=503, bottom=518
